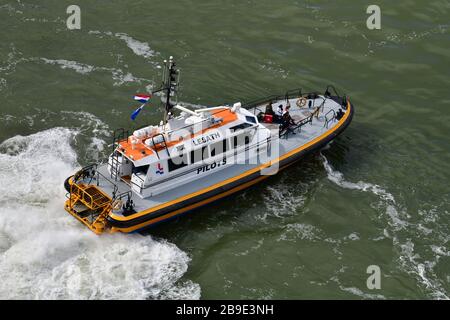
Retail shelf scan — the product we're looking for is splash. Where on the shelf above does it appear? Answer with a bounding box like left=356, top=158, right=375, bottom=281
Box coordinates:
left=0, top=128, right=200, bottom=299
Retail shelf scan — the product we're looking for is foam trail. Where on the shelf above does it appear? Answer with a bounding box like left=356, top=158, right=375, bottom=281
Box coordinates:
left=321, top=153, right=449, bottom=299
left=40, top=58, right=94, bottom=75
left=0, top=128, right=200, bottom=299
left=264, top=185, right=305, bottom=218
left=114, top=33, right=156, bottom=59
left=40, top=58, right=151, bottom=87
left=88, top=31, right=159, bottom=66
left=321, top=154, right=394, bottom=202
left=320, top=153, right=406, bottom=230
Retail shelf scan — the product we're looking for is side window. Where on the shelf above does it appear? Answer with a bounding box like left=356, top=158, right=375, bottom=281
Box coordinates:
left=245, top=116, right=257, bottom=124
left=190, top=146, right=209, bottom=164
left=168, top=153, right=188, bottom=172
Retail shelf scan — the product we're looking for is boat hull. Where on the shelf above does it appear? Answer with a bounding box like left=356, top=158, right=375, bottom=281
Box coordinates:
left=102, top=100, right=354, bottom=233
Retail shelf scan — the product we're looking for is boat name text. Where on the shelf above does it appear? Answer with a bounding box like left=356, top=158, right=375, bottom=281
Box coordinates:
left=197, top=159, right=227, bottom=174
left=192, top=132, right=221, bottom=146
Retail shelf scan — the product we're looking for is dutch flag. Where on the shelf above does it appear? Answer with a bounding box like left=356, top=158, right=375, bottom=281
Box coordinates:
left=134, top=94, right=151, bottom=103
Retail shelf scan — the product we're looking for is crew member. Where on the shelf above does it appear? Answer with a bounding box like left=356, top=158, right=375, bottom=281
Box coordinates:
left=281, top=105, right=297, bottom=134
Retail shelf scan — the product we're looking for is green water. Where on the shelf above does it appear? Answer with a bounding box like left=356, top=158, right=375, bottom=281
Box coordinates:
left=0, top=0, right=449, bottom=299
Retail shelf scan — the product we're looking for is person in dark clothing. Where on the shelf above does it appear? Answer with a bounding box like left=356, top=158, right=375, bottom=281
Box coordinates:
left=280, top=105, right=297, bottom=134
left=261, top=102, right=276, bottom=123
left=265, top=102, right=275, bottom=116
left=276, top=104, right=284, bottom=117
left=282, top=105, right=296, bottom=125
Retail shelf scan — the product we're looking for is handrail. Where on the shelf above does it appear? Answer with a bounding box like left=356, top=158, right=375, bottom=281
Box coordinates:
left=241, top=85, right=343, bottom=140
left=73, top=164, right=120, bottom=200
left=279, top=107, right=316, bottom=139
left=112, top=128, right=129, bottom=153
left=113, top=190, right=133, bottom=204
left=151, top=133, right=171, bottom=159
left=70, top=183, right=107, bottom=210
left=242, top=85, right=344, bottom=111
left=324, top=109, right=337, bottom=128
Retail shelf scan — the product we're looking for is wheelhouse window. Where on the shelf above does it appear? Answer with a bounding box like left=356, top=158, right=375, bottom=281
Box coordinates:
left=229, top=122, right=253, bottom=132
left=245, top=116, right=257, bottom=124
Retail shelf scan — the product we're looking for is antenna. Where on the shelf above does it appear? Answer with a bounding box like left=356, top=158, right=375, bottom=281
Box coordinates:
left=151, top=56, right=181, bottom=126
left=163, top=56, right=180, bottom=124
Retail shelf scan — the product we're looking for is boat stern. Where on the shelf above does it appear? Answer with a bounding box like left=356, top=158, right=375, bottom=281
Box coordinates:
left=64, top=166, right=114, bottom=235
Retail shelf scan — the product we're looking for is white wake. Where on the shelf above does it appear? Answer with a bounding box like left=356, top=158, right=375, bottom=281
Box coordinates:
left=0, top=127, right=200, bottom=299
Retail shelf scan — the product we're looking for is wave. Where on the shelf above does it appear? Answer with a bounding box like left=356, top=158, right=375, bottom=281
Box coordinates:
left=0, top=127, right=200, bottom=299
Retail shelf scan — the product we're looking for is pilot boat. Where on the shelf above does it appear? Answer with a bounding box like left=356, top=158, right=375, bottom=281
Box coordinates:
left=64, top=57, right=354, bottom=234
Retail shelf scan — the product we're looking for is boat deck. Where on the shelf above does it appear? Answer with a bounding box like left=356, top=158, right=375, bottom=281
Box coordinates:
left=87, top=95, right=344, bottom=217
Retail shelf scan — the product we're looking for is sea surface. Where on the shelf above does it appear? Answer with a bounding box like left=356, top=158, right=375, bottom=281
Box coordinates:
left=0, top=0, right=449, bottom=299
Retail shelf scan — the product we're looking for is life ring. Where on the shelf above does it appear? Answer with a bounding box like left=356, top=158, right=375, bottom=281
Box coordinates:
left=112, top=199, right=123, bottom=211
left=296, top=97, right=307, bottom=107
